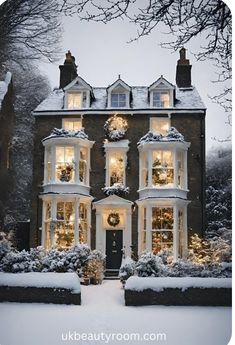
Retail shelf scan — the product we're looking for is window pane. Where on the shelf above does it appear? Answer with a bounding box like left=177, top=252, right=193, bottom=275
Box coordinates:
left=79, top=148, right=87, bottom=184
left=47, top=148, right=52, bottom=182
left=68, top=93, right=82, bottom=109
left=152, top=207, right=173, bottom=254
left=79, top=203, right=88, bottom=244
left=152, top=151, right=174, bottom=186
left=63, top=119, right=82, bottom=131
left=151, top=118, right=170, bottom=135
left=56, top=147, right=74, bottom=182
left=55, top=202, right=75, bottom=248
left=153, top=91, right=170, bottom=108
left=109, top=152, right=125, bottom=186
left=111, top=93, right=126, bottom=107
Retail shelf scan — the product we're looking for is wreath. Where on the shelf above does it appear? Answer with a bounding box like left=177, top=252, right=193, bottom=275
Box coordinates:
left=104, top=115, right=128, bottom=141
left=107, top=212, right=120, bottom=227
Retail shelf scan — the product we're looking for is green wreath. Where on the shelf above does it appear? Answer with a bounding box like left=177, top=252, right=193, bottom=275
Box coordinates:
left=107, top=212, right=120, bottom=227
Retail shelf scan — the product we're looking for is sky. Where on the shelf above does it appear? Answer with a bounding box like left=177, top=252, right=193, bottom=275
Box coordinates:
left=38, top=3, right=232, bottom=153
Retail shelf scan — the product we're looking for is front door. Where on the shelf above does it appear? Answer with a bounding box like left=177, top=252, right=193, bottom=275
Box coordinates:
left=106, top=230, right=123, bottom=269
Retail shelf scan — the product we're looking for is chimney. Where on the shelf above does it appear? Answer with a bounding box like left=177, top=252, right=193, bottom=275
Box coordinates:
left=59, top=50, right=78, bottom=89
left=176, top=47, right=192, bottom=88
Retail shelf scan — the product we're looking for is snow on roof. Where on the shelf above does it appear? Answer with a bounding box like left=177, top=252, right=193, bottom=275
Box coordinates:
left=0, top=272, right=81, bottom=292
left=125, top=276, right=232, bottom=292
left=0, top=71, right=12, bottom=110
left=34, top=85, right=205, bottom=112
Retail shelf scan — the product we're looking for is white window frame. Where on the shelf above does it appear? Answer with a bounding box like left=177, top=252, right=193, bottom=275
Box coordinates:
left=110, top=93, right=127, bottom=108
left=65, top=90, right=90, bottom=109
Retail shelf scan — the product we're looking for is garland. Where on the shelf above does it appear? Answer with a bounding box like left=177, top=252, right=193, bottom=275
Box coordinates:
left=107, top=212, right=120, bottom=227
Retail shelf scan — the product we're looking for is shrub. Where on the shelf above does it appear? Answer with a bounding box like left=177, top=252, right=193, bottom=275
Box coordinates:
left=119, top=256, right=136, bottom=285
left=135, top=252, right=167, bottom=277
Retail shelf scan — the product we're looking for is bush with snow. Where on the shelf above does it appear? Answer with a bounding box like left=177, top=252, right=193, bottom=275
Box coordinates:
left=119, top=257, right=136, bottom=285
left=135, top=252, right=167, bottom=277
left=0, top=231, right=15, bottom=262
left=43, top=128, right=89, bottom=141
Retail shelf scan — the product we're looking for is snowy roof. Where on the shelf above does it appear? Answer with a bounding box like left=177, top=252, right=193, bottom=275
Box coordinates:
left=0, top=71, right=12, bottom=110
left=34, top=85, right=206, bottom=112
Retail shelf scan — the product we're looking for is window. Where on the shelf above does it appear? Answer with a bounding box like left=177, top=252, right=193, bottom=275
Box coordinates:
left=79, top=203, right=88, bottom=243
left=63, top=118, right=82, bottom=131
left=56, top=202, right=75, bottom=248
left=108, top=152, right=125, bottom=186
left=141, top=208, right=147, bottom=252
left=141, top=152, right=148, bottom=188
left=178, top=209, right=184, bottom=257
left=111, top=93, right=126, bottom=107
left=46, top=147, right=52, bottom=182
left=150, top=118, right=170, bottom=135
left=152, top=207, right=173, bottom=253
left=67, top=92, right=85, bottom=109
left=56, top=146, right=75, bottom=183
left=44, top=202, right=52, bottom=249
left=153, top=91, right=170, bottom=108
left=152, top=151, right=174, bottom=187
left=79, top=148, right=87, bottom=184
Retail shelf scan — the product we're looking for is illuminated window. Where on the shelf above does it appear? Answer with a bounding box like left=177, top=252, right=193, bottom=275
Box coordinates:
left=56, top=146, right=74, bottom=183
left=141, top=152, right=148, bottom=188
left=141, top=208, right=147, bottom=252
left=63, top=118, right=82, bottom=131
left=46, top=147, right=52, bottom=182
left=44, top=201, right=52, bottom=249
left=111, top=93, right=126, bottom=107
left=153, top=91, right=170, bottom=108
left=152, top=151, right=174, bottom=187
left=109, top=152, right=125, bottom=186
left=152, top=207, right=173, bottom=254
left=67, top=92, right=83, bottom=109
left=79, top=147, right=87, bottom=184
left=56, top=202, right=75, bottom=248
left=150, top=118, right=170, bottom=135
left=79, top=203, right=88, bottom=244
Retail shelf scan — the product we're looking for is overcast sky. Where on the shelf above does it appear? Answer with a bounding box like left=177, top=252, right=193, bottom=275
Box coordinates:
left=39, top=5, right=232, bottom=153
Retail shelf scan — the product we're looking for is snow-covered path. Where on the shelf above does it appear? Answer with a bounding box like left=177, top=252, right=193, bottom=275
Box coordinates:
left=0, top=280, right=231, bottom=345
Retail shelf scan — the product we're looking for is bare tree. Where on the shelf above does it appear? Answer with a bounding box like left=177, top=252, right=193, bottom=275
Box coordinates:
left=60, top=0, right=231, bottom=113
left=0, top=0, right=62, bottom=65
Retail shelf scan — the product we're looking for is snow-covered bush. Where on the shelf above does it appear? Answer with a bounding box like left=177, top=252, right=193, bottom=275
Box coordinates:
left=102, top=183, right=129, bottom=197
left=0, top=231, right=15, bottom=262
left=42, top=244, right=91, bottom=274
left=165, top=127, right=185, bottom=141
left=135, top=252, right=167, bottom=277
left=44, top=128, right=89, bottom=141
left=156, top=249, right=173, bottom=265
left=119, top=256, right=136, bottom=285
left=1, top=247, right=44, bottom=273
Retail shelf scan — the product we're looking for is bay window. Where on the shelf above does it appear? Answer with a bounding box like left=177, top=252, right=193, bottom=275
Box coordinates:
left=152, top=151, right=174, bottom=187
left=56, top=202, right=75, bottom=247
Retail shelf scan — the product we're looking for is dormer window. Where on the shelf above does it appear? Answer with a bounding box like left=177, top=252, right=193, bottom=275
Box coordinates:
left=111, top=93, right=126, bottom=107
left=67, top=92, right=86, bottom=109
left=149, top=76, right=175, bottom=108
left=153, top=91, right=170, bottom=108
left=107, top=78, right=131, bottom=108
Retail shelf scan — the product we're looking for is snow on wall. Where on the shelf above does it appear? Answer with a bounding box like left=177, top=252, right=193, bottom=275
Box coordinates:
left=125, top=276, right=232, bottom=292
left=34, top=85, right=205, bottom=113
left=0, top=71, right=12, bottom=110
left=0, top=272, right=81, bottom=293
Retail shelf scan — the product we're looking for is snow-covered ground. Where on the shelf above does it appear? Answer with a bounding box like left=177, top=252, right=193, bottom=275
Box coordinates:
left=0, top=280, right=231, bottom=345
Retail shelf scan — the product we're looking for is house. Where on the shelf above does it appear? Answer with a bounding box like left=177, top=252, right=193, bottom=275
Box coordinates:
left=0, top=72, right=14, bottom=225
left=31, top=48, right=206, bottom=270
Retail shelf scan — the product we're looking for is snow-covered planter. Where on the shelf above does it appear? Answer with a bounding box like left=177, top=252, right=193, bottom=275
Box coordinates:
left=104, top=115, right=128, bottom=141
left=119, top=257, right=136, bottom=286
left=102, top=183, right=130, bottom=197
left=124, top=276, right=232, bottom=306
left=0, top=272, right=81, bottom=305
left=43, top=127, right=88, bottom=141
left=137, top=127, right=185, bottom=146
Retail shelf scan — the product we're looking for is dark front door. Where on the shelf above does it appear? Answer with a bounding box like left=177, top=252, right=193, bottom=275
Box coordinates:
left=106, top=230, right=123, bottom=269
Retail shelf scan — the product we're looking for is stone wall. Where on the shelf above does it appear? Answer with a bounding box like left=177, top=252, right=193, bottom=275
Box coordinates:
left=30, top=112, right=206, bottom=250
